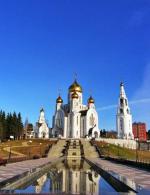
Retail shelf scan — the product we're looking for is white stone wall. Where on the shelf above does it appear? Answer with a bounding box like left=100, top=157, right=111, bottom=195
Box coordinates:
left=96, top=138, right=136, bottom=149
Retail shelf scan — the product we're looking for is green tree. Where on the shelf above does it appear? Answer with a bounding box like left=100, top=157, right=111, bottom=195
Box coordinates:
left=147, top=130, right=150, bottom=140
left=0, top=110, right=6, bottom=140
left=0, top=110, right=24, bottom=140
left=17, top=112, right=23, bottom=139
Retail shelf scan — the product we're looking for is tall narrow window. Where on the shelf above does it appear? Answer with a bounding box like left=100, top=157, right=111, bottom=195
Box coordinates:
left=90, top=114, right=95, bottom=126
left=77, top=116, right=78, bottom=125
left=83, top=119, right=84, bottom=130
left=120, top=98, right=123, bottom=106
left=120, top=118, right=123, bottom=130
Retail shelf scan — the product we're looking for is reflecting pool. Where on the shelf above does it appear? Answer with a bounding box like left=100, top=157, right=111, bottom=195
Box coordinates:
left=12, top=159, right=117, bottom=194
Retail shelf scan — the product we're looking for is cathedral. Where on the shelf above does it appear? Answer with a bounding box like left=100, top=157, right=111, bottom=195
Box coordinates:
left=52, top=80, right=100, bottom=138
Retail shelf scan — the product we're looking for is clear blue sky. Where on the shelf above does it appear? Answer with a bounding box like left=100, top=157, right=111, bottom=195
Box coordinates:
left=0, top=0, right=150, bottom=130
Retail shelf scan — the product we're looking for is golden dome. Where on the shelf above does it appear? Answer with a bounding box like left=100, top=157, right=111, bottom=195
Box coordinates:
left=69, top=80, right=82, bottom=93
left=88, top=96, right=94, bottom=104
left=72, top=91, right=79, bottom=99
left=56, top=95, right=63, bottom=103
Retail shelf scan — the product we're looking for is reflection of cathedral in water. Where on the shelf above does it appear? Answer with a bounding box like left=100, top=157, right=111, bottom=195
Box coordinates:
left=35, top=174, right=47, bottom=193
left=33, top=160, right=100, bottom=194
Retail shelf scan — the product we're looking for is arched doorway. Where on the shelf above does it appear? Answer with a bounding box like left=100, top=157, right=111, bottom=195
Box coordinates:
left=94, top=131, right=98, bottom=138
left=88, top=128, right=93, bottom=137
left=42, top=132, right=46, bottom=138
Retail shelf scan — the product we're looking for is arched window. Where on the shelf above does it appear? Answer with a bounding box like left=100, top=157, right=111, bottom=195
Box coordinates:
left=120, top=118, right=123, bottom=130
left=120, top=98, right=123, bottom=105
left=90, top=114, right=95, bottom=126
left=120, top=109, right=123, bottom=114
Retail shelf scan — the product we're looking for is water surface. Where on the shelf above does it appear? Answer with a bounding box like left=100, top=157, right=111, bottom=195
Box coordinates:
left=14, top=159, right=117, bottom=194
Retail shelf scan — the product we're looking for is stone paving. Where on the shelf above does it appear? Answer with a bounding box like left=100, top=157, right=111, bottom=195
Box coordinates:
left=0, top=158, right=57, bottom=187
left=92, top=158, right=150, bottom=190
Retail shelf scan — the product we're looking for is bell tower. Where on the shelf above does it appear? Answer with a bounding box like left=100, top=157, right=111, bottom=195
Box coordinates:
left=116, top=82, right=133, bottom=139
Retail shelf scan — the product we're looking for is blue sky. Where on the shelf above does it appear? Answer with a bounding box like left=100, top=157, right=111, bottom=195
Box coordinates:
left=0, top=0, right=150, bottom=130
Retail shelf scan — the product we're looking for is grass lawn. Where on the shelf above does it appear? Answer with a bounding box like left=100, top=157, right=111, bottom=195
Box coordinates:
left=0, top=139, right=57, bottom=159
left=94, top=141, right=150, bottom=163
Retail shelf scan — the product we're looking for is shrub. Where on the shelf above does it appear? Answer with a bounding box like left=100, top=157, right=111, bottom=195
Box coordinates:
left=0, top=157, right=7, bottom=166
left=32, top=155, right=40, bottom=159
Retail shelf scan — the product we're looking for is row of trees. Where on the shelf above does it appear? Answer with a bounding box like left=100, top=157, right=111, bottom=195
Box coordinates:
left=0, top=110, right=23, bottom=140
left=100, top=129, right=117, bottom=138
left=147, top=130, right=150, bottom=140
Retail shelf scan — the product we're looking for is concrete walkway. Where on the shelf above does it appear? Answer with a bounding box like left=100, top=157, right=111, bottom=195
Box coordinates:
left=0, top=157, right=58, bottom=188
left=91, top=158, right=150, bottom=191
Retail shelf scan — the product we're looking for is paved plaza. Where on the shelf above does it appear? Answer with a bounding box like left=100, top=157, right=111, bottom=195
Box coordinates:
left=0, top=139, right=150, bottom=193
left=0, top=158, right=57, bottom=187
left=92, top=158, right=150, bottom=190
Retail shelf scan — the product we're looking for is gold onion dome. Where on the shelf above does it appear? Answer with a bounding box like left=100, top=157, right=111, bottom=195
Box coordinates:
left=88, top=96, right=94, bottom=104
left=69, top=79, right=82, bottom=93
left=56, top=95, right=63, bottom=103
left=72, top=91, right=79, bottom=99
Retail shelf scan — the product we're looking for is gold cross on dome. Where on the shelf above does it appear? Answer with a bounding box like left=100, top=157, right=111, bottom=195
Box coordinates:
left=58, top=88, right=61, bottom=96
left=74, top=72, right=77, bottom=81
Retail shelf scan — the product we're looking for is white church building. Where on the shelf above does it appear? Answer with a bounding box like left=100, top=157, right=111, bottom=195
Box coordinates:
left=116, top=82, right=134, bottom=139
left=36, top=108, right=49, bottom=139
left=52, top=80, right=100, bottom=138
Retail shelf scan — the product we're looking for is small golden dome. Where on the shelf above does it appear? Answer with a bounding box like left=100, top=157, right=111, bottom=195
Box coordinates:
left=88, top=96, right=94, bottom=104
left=69, top=80, right=82, bottom=93
left=72, top=91, right=79, bottom=99
left=56, top=95, right=63, bottom=103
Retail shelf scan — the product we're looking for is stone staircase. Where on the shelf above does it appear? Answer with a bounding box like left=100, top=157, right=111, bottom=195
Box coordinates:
left=81, top=139, right=99, bottom=158
left=48, top=139, right=99, bottom=159
left=48, top=139, right=66, bottom=158
left=67, top=139, right=82, bottom=159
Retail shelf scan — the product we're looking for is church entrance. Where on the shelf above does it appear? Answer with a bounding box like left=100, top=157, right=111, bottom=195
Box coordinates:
left=94, top=131, right=98, bottom=138
left=88, top=128, right=93, bottom=137
left=42, top=132, right=46, bottom=138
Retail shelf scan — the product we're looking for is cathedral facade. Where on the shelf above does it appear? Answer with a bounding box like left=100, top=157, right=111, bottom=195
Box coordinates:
left=52, top=80, right=100, bottom=138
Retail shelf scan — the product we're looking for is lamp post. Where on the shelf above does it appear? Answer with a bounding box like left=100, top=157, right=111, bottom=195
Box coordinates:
left=107, top=144, right=109, bottom=157
left=40, top=143, right=42, bottom=157
left=9, top=144, right=12, bottom=161
left=136, top=138, right=139, bottom=163
left=117, top=144, right=120, bottom=159
left=135, top=125, right=139, bottom=163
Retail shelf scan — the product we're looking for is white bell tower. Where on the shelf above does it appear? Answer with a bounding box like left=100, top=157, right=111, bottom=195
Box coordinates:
left=116, top=82, right=133, bottom=139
